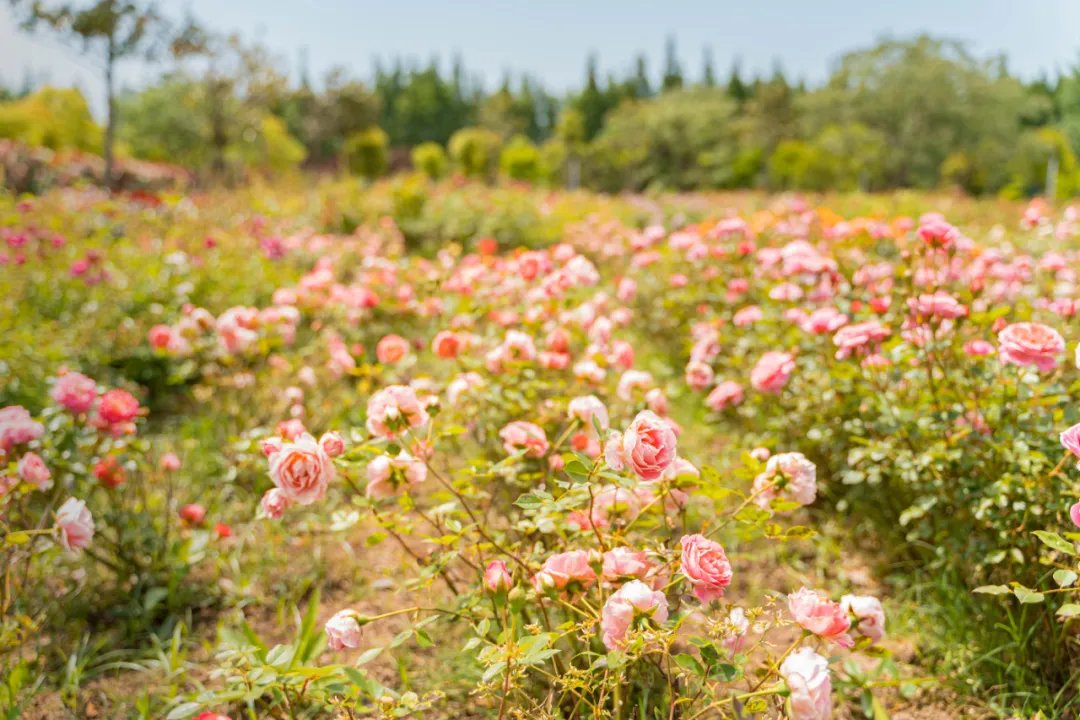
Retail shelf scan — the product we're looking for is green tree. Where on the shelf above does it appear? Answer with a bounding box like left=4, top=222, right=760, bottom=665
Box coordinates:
left=586, top=88, right=737, bottom=191
left=661, top=36, right=684, bottom=92
left=797, top=36, right=1038, bottom=190
left=10, top=0, right=176, bottom=187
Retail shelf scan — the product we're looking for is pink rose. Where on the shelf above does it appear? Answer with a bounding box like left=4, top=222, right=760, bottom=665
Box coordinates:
left=685, top=361, right=714, bottom=391
left=752, top=452, right=817, bottom=510
left=376, top=334, right=410, bottom=364
left=841, top=594, right=885, bottom=643
left=833, top=321, right=891, bottom=360
left=679, top=534, right=733, bottom=603
left=780, top=648, right=832, bottom=720
left=261, top=437, right=284, bottom=458
left=787, top=587, right=853, bottom=647
left=567, top=395, right=609, bottom=432
left=963, top=339, right=995, bottom=357
left=96, top=389, right=141, bottom=424
left=532, top=550, right=597, bottom=592
left=260, top=488, right=290, bottom=519
left=366, top=385, right=430, bottom=439
left=51, top=372, right=98, bottom=414
left=17, top=452, right=51, bottom=490
left=159, top=452, right=182, bottom=472
left=750, top=351, right=795, bottom=394
left=499, top=421, right=549, bottom=458
left=268, top=433, right=335, bottom=505
left=1061, top=423, right=1080, bottom=459
left=602, top=547, right=653, bottom=582
left=604, top=431, right=626, bottom=471
left=621, top=411, right=677, bottom=480
left=319, top=431, right=345, bottom=458
left=600, top=579, right=669, bottom=650
left=484, top=560, right=512, bottom=593
left=55, top=497, right=94, bottom=552
left=705, top=381, right=743, bottom=412
left=1071, top=501, right=1080, bottom=528
left=997, top=322, right=1065, bottom=372
left=179, top=503, right=206, bottom=525
left=365, top=452, right=425, bottom=498
left=0, top=405, right=44, bottom=451
left=325, top=610, right=363, bottom=650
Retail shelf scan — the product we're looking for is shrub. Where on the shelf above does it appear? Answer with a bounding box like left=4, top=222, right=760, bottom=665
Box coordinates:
left=498, top=134, right=542, bottom=182
left=410, top=141, right=447, bottom=180
left=344, top=126, right=389, bottom=179
left=448, top=126, right=501, bottom=180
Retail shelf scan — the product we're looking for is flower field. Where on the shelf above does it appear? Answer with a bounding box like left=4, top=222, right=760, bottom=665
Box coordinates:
left=3, top=180, right=1080, bottom=719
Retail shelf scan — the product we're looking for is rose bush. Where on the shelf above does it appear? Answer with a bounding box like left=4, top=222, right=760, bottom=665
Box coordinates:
left=3, top=181, right=1079, bottom=717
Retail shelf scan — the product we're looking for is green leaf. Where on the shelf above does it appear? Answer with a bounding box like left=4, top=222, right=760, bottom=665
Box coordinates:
left=165, top=703, right=202, bottom=720
left=972, top=585, right=1011, bottom=595
left=1053, top=570, right=1078, bottom=588
left=354, top=647, right=383, bottom=666
left=1012, top=586, right=1045, bottom=604
left=1033, top=531, right=1077, bottom=556
left=673, top=653, right=704, bottom=676
left=415, top=629, right=433, bottom=648
left=1056, top=603, right=1080, bottom=618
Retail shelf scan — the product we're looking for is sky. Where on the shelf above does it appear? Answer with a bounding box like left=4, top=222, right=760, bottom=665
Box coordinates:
left=3, top=0, right=1080, bottom=117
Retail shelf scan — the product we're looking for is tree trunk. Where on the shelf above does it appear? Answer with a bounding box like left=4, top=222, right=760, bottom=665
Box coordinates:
left=104, top=38, right=116, bottom=190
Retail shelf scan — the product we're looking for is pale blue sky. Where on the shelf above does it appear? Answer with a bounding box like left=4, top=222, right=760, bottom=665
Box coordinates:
left=3, top=0, right=1080, bottom=116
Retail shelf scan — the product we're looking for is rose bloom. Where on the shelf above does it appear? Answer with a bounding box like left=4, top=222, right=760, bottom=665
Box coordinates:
left=753, top=452, right=817, bottom=510
left=787, top=587, right=853, bottom=647
left=602, top=546, right=653, bottom=582
left=705, top=381, right=744, bottom=412
left=376, top=334, right=410, bottom=364
left=179, top=503, right=206, bottom=525
left=194, top=713, right=231, bottom=720
left=532, top=550, right=597, bottom=592
left=499, top=421, right=549, bottom=457
left=567, top=395, right=609, bottom=432
left=750, top=351, right=795, bottom=394
left=621, top=410, right=677, bottom=480
left=600, top=579, right=669, bottom=650
left=800, top=307, right=848, bottom=335
left=1071, top=501, right=1080, bottom=528
left=325, top=610, right=363, bottom=650
left=1061, top=423, right=1080, bottom=459
left=55, top=497, right=94, bottom=552
left=319, top=431, right=345, bottom=458
left=841, top=594, right=886, bottom=643
left=17, top=452, right=51, bottom=490
left=366, top=385, right=430, bottom=439
left=93, top=456, right=126, bottom=488
left=260, top=488, right=290, bottom=519
left=679, top=534, right=733, bottom=602
left=96, top=389, right=141, bottom=424
left=963, top=339, right=995, bottom=357
left=997, top=322, right=1065, bottom=372
left=51, top=372, right=98, bottom=414
left=0, top=405, right=44, bottom=451
left=684, top=361, right=715, bottom=391
left=484, top=560, right=512, bottom=593
left=833, top=321, right=891, bottom=360
left=732, top=305, right=763, bottom=327
left=908, top=291, right=967, bottom=320
left=268, top=433, right=335, bottom=505
left=780, top=648, right=832, bottom=720
left=365, top=452, right=426, bottom=498
left=159, top=452, right=182, bottom=472
left=431, top=330, right=463, bottom=359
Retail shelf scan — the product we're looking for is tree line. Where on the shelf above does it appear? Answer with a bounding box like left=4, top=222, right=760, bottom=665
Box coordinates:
left=5, top=0, right=1080, bottom=196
